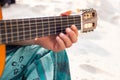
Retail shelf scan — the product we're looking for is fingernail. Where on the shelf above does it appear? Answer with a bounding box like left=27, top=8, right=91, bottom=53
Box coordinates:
left=66, top=28, right=71, bottom=32
left=56, top=36, right=59, bottom=40
left=71, top=25, right=77, bottom=30
left=72, top=24, right=75, bottom=27
left=60, top=33, right=64, bottom=37
left=72, top=25, right=76, bottom=28
left=35, top=38, right=38, bottom=40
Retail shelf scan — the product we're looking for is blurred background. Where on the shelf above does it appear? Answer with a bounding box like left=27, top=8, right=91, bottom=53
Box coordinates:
left=2, top=0, right=120, bottom=80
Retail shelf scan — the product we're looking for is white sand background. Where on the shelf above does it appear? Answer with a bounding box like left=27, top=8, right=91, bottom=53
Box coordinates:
left=2, top=0, right=120, bottom=80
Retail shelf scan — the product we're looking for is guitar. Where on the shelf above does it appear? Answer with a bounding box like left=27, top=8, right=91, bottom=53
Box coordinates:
left=0, top=7, right=97, bottom=77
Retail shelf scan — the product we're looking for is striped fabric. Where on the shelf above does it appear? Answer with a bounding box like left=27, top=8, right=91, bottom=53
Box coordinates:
left=0, top=45, right=71, bottom=80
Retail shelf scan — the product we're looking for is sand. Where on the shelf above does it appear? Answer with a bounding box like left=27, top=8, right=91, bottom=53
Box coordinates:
left=2, top=0, right=120, bottom=80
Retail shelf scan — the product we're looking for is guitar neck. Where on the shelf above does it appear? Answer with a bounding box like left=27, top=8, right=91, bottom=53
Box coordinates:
left=0, top=15, right=81, bottom=44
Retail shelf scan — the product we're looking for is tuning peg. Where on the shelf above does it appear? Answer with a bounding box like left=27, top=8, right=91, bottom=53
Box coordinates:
left=83, top=31, right=87, bottom=33
left=88, top=30, right=91, bottom=32
left=91, top=30, right=94, bottom=31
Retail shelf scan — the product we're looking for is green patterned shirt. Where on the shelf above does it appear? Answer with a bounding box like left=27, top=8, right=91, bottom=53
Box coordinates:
left=0, top=45, right=71, bottom=80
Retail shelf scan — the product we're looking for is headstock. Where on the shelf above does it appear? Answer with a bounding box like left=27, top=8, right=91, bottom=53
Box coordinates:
left=80, top=8, right=97, bottom=33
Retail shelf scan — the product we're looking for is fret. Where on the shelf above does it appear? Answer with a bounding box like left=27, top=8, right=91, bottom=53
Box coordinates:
left=48, top=17, right=50, bottom=35
left=22, top=19, right=28, bottom=25
left=12, top=20, right=18, bottom=42
left=74, top=15, right=81, bottom=30
left=4, top=20, right=11, bottom=42
left=30, top=18, right=38, bottom=39
left=55, top=16, right=62, bottom=34
left=78, top=15, right=81, bottom=30
left=54, top=16, right=56, bottom=34
left=6, top=21, right=12, bottom=42
left=20, top=19, right=28, bottom=40
left=42, top=17, right=49, bottom=36
left=35, top=19, right=42, bottom=37
left=67, top=16, right=69, bottom=27
left=75, top=16, right=81, bottom=22
left=22, top=18, right=30, bottom=40
left=17, top=19, right=24, bottom=41
left=49, top=17, right=56, bottom=35
left=60, top=16, right=63, bottom=33
left=0, top=21, right=5, bottom=43
left=5, top=20, right=10, bottom=26
left=22, top=19, right=25, bottom=41
left=35, top=18, right=38, bottom=38
left=41, top=18, right=44, bottom=37
left=28, top=19, right=32, bottom=40
left=68, top=16, right=75, bottom=25
left=4, top=20, right=8, bottom=43
left=61, top=16, right=71, bottom=33
left=16, top=19, right=20, bottom=41
left=59, top=16, right=65, bottom=25
left=17, top=23, right=24, bottom=41
left=22, top=21, right=30, bottom=40
left=10, top=20, right=14, bottom=42
left=73, top=15, right=76, bottom=25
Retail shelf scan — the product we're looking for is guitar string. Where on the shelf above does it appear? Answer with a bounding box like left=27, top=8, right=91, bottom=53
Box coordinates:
left=0, top=15, right=80, bottom=22
left=0, top=17, right=81, bottom=27
left=0, top=23, right=81, bottom=38
left=1, top=25, right=81, bottom=43
left=0, top=18, right=81, bottom=30
left=1, top=23, right=81, bottom=42
left=0, top=16, right=81, bottom=42
left=0, top=14, right=80, bottom=22
left=2, top=23, right=80, bottom=35
left=0, top=21, right=81, bottom=40
left=0, top=21, right=81, bottom=36
left=0, top=16, right=81, bottom=23
left=0, top=22, right=80, bottom=31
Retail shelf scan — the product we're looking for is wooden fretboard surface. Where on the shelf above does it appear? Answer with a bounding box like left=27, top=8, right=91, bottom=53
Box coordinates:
left=0, top=15, right=81, bottom=44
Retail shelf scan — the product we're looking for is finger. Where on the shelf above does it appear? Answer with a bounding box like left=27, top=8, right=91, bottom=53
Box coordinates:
left=60, top=10, right=72, bottom=16
left=59, top=33, right=72, bottom=48
left=56, top=36, right=66, bottom=51
left=66, top=27, right=78, bottom=43
left=71, top=25, right=79, bottom=37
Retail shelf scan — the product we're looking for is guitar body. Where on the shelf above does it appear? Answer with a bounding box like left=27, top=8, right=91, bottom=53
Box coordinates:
left=0, top=6, right=6, bottom=77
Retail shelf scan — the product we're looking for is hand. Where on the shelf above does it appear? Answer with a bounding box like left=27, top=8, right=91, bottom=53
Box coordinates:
left=34, top=11, right=78, bottom=52
left=34, top=25, right=78, bottom=52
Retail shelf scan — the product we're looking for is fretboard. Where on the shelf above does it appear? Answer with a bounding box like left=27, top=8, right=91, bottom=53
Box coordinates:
left=0, top=15, right=81, bottom=44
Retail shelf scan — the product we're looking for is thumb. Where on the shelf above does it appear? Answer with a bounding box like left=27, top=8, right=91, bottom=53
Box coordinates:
left=60, top=10, right=72, bottom=16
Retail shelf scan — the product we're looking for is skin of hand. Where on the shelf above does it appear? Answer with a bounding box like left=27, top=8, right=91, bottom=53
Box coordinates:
left=34, top=11, right=79, bottom=52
